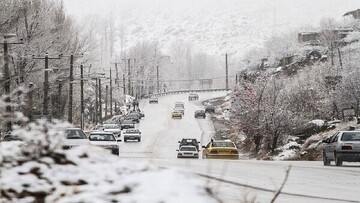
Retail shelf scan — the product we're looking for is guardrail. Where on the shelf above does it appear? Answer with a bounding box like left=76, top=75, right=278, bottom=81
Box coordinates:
left=143, top=88, right=230, bottom=98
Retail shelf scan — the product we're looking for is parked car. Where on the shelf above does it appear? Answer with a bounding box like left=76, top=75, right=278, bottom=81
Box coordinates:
left=63, top=128, right=90, bottom=149
left=172, top=110, right=183, bottom=119
left=202, top=140, right=239, bottom=159
left=88, top=131, right=120, bottom=155
left=188, top=93, right=199, bottom=101
left=121, top=120, right=135, bottom=130
left=205, top=105, right=215, bottom=113
left=149, top=97, right=158, bottom=104
left=123, top=129, right=142, bottom=142
left=194, top=110, right=206, bottom=118
left=322, top=131, right=360, bottom=166
left=178, top=138, right=200, bottom=151
left=102, top=124, right=122, bottom=137
left=177, top=146, right=199, bottom=158
left=125, top=113, right=140, bottom=123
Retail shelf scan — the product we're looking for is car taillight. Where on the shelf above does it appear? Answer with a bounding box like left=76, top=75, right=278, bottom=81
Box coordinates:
left=341, top=146, right=352, bottom=150
left=210, top=150, right=218, bottom=154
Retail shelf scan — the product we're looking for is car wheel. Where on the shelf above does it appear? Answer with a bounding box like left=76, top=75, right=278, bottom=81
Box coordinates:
left=335, top=152, right=343, bottom=166
left=124, top=139, right=127, bottom=142
left=138, top=138, right=141, bottom=142
left=323, top=151, right=330, bottom=166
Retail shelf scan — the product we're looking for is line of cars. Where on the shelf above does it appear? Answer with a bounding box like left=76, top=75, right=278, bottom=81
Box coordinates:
left=176, top=138, right=239, bottom=159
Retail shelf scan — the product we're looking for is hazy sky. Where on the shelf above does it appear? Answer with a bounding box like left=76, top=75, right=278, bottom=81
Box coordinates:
left=60, top=0, right=360, bottom=55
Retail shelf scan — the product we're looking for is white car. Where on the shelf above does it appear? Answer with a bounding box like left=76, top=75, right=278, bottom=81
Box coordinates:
left=123, top=129, right=142, bottom=142
left=88, top=131, right=120, bottom=155
left=63, top=128, right=90, bottom=149
left=102, top=124, right=121, bottom=137
left=177, top=145, right=199, bottom=158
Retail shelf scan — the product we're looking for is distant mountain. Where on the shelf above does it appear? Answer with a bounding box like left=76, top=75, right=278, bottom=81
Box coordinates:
left=63, top=0, right=360, bottom=56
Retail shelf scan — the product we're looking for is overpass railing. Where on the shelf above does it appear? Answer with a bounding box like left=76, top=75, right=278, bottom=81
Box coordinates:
left=143, top=88, right=230, bottom=98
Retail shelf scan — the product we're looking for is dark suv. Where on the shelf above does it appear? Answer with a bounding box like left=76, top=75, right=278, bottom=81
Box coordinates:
left=178, top=138, right=200, bottom=151
left=194, top=110, right=206, bottom=118
left=205, top=105, right=215, bottom=113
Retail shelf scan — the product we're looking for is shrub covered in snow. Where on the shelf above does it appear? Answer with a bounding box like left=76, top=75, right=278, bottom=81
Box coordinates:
left=0, top=121, right=219, bottom=203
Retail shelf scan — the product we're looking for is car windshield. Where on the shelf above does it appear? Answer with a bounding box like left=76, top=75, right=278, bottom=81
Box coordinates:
left=66, top=129, right=87, bottom=139
left=180, top=146, right=197, bottom=151
left=125, top=130, right=140, bottom=134
left=89, top=134, right=116, bottom=141
left=341, top=132, right=360, bottom=141
left=212, top=142, right=235, bottom=148
left=181, top=139, right=196, bottom=144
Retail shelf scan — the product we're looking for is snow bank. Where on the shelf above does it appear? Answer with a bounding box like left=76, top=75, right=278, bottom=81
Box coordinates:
left=309, top=119, right=325, bottom=127
left=0, top=121, right=219, bottom=203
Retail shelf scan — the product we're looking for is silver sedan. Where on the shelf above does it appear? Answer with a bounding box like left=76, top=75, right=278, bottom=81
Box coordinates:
left=322, top=131, right=360, bottom=166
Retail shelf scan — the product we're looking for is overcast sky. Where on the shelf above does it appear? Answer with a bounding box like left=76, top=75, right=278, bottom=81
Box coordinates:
left=60, top=0, right=360, bottom=55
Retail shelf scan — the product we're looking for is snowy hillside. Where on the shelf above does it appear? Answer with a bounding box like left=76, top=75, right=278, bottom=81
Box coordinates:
left=63, top=0, right=360, bottom=56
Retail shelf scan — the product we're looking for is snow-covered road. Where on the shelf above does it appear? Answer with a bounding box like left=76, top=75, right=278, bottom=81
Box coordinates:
left=119, top=92, right=360, bottom=203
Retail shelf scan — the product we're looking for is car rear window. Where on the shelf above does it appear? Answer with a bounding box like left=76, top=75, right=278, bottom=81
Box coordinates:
left=89, top=134, right=116, bottom=141
left=341, top=132, right=360, bottom=141
left=180, top=147, right=197, bottom=151
left=212, top=142, right=235, bottom=148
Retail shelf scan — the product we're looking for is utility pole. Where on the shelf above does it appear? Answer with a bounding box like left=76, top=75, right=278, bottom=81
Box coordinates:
left=1, top=34, right=23, bottom=131
left=27, top=82, right=34, bottom=122
left=68, top=55, right=74, bottom=123
left=115, top=62, right=119, bottom=88
left=98, top=78, right=102, bottom=123
left=95, top=79, right=98, bottom=124
left=105, top=85, right=108, bottom=119
left=80, top=64, right=84, bottom=129
left=128, top=59, right=131, bottom=96
left=57, top=80, right=63, bottom=119
left=62, top=54, right=83, bottom=123
left=110, top=69, right=113, bottom=117
left=122, top=74, right=126, bottom=95
left=225, top=53, right=229, bottom=90
left=33, top=53, right=61, bottom=116
left=156, top=65, right=160, bottom=93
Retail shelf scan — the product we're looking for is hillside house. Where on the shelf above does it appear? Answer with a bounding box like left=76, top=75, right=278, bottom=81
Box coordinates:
left=343, top=9, right=360, bottom=19
left=298, top=32, right=320, bottom=44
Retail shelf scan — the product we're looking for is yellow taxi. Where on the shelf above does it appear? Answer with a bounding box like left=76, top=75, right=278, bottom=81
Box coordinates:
left=171, top=110, right=182, bottom=119
left=202, top=139, right=239, bottom=159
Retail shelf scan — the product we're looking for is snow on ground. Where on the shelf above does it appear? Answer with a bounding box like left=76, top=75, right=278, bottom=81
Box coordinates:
left=0, top=121, right=219, bottom=203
